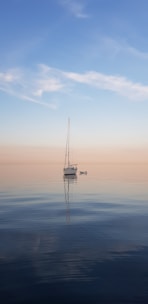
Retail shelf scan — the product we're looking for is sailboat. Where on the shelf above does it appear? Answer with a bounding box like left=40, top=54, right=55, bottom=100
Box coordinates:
left=63, top=118, right=77, bottom=176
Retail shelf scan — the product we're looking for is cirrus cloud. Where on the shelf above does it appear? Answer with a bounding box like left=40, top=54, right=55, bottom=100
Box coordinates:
left=60, top=0, right=89, bottom=19
left=1, top=64, right=148, bottom=111
left=63, top=70, right=148, bottom=100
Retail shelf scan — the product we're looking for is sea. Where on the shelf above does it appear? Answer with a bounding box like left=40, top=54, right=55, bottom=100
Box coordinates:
left=0, top=162, right=148, bottom=304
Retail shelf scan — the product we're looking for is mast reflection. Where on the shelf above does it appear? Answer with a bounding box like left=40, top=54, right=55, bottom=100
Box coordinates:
left=63, top=175, right=77, bottom=224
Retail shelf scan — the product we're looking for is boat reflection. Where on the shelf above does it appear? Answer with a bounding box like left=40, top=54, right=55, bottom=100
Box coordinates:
left=63, top=175, right=77, bottom=224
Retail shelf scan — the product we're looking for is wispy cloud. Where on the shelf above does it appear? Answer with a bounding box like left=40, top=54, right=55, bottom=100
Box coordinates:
left=0, top=69, right=21, bottom=83
left=64, top=70, right=148, bottom=100
left=0, top=85, right=57, bottom=109
left=33, top=65, right=63, bottom=96
left=126, top=45, right=148, bottom=60
left=0, top=65, right=64, bottom=110
left=1, top=64, right=148, bottom=109
left=95, top=37, right=148, bottom=60
left=60, top=0, right=89, bottom=18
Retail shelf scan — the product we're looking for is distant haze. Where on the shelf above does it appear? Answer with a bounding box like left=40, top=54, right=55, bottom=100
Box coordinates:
left=1, top=146, right=148, bottom=164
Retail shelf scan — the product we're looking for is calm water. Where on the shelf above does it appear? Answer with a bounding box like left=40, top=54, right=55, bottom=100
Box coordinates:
left=0, top=163, right=148, bottom=303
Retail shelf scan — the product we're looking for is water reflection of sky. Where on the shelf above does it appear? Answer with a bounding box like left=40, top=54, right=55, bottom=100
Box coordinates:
left=0, top=163, right=148, bottom=303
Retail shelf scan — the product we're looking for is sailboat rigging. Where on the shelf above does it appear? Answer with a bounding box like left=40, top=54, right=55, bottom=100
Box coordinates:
left=63, top=118, right=77, bottom=176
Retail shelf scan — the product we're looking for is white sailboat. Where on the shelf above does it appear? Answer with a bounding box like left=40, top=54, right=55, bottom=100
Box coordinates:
left=63, top=118, right=77, bottom=176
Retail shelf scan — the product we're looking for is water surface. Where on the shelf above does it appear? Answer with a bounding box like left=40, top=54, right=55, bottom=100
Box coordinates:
left=0, top=163, right=148, bottom=303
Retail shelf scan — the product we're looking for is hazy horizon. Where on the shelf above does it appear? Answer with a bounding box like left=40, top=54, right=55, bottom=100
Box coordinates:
left=1, top=145, right=148, bottom=164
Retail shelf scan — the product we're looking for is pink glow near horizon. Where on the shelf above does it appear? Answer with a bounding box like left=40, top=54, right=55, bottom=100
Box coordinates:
left=0, top=146, right=148, bottom=164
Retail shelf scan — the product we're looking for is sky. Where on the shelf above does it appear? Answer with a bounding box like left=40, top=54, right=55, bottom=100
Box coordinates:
left=1, top=0, right=148, bottom=163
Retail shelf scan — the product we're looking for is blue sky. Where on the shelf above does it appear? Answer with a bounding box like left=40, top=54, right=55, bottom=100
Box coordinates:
left=1, top=0, right=148, bottom=154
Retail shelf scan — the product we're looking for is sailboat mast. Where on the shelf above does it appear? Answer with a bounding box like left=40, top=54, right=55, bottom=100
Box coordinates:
left=68, top=117, right=70, bottom=166
left=64, top=118, right=70, bottom=168
left=63, top=118, right=77, bottom=175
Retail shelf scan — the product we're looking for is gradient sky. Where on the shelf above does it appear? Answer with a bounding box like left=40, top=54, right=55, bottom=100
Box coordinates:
left=1, top=0, right=148, bottom=161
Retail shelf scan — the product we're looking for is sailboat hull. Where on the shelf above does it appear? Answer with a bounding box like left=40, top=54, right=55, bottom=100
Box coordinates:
left=64, top=167, right=77, bottom=175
